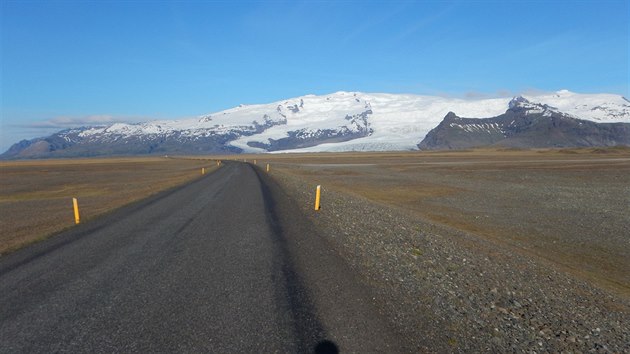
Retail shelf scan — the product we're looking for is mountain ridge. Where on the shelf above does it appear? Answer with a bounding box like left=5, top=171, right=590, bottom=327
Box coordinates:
left=418, top=97, right=630, bottom=150
left=3, top=90, right=630, bottom=158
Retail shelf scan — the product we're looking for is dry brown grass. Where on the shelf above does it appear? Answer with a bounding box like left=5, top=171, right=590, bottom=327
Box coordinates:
left=4, top=149, right=628, bottom=297
left=0, top=157, right=216, bottom=254
left=256, top=148, right=630, bottom=297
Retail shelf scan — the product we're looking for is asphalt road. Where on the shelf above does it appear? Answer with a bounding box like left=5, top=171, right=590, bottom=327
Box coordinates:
left=0, top=162, right=410, bottom=353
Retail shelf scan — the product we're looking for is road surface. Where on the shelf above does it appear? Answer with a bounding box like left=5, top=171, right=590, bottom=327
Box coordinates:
left=0, top=162, right=410, bottom=353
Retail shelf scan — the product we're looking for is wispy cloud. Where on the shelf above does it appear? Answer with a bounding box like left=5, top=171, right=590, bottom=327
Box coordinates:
left=0, top=115, right=152, bottom=151
left=340, top=2, right=411, bottom=44
left=18, top=115, right=148, bottom=129
left=463, top=89, right=515, bottom=99
left=389, top=2, right=457, bottom=44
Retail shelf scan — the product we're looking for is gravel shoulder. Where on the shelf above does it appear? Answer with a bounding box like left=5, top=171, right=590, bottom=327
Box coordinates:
left=269, top=169, right=630, bottom=353
left=1, top=162, right=415, bottom=352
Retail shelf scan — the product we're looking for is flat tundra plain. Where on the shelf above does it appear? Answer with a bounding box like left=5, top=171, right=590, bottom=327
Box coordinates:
left=1, top=150, right=629, bottom=293
left=265, top=148, right=630, bottom=297
left=263, top=148, right=630, bottom=351
left=0, top=157, right=211, bottom=254
left=1, top=148, right=629, bottom=351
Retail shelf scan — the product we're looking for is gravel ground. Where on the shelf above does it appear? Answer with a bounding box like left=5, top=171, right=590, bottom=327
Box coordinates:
left=271, top=170, right=630, bottom=353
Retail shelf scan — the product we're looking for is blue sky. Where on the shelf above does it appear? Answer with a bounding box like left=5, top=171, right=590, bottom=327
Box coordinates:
left=1, top=0, right=628, bottom=151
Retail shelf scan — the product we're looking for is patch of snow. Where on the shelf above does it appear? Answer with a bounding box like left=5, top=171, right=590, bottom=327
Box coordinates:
left=524, top=90, right=630, bottom=123
left=61, top=89, right=630, bottom=153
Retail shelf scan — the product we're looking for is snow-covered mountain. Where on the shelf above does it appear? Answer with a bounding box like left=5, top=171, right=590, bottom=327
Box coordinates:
left=3, top=90, right=629, bottom=158
left=418, top=96, right=630, bottom=150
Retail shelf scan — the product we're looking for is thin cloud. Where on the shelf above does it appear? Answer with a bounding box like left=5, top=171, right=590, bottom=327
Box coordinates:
left=2, top=115, right=151, bottom=149
left=463, top=90, right=515, bottom=99
left=390, top=2, right=458, bottom=44
left=340, top=2, right=411, bottom=44
left=19, top=115, right=148, bottom=129
left=520, top=88, right=558, bottom=96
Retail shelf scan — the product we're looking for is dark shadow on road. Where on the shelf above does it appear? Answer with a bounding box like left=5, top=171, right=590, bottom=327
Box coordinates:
left=253, top=164, right=332, bottom=351
left=314, top=340, right=339, bottom=354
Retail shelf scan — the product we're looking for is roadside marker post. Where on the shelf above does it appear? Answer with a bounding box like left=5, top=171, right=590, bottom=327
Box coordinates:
left=254, top=159, right=257, bottom=165
left=266, top=163, right=270, bottom=172
left=314, top=185, right=321, bottom=211
left=72, top=198, right=80, bottom=224
left=202, top=167, right=205, bottom=175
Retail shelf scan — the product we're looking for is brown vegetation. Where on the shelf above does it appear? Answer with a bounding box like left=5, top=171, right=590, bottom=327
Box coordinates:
left=2, top=148, right=628, bottom=298
left=258, top=148, right=630, bottom=297
left=0, top=157, right=214, bottom=254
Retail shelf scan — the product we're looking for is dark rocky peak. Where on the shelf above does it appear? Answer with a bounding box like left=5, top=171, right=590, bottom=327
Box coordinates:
left=508, top=96, right=530, bottom=109
left=508, top=96, right=559, bottom=115
left=287, top=104, right=300, bottom=113
left=443, top=112, right=460, bottom=121
left=198, top=115, right=212, bottom=123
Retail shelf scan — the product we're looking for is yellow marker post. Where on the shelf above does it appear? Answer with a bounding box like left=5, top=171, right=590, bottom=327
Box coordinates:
left=202, top=167, right=205, bottom=175
left=314, top=185, right=321, bottom=211
left=72, top=198, right=80, bottom=224
left=266, top=163, right=270, bottom=172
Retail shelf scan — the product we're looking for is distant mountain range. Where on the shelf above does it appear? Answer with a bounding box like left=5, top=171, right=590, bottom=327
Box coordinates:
left=3, top=90, right=630, bottom=159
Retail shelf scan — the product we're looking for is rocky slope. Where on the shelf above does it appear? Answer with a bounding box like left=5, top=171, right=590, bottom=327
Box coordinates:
left=3, top=90, right=630, bottom=158
left=418, top=97, right=630, bottom=150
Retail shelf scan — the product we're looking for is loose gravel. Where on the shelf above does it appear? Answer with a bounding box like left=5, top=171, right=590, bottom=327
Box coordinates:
left=271, top=170, right=630, bottom=353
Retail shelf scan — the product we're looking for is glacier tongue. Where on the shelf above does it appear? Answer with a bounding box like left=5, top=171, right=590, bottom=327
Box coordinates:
left=4, top=89, right=630, bottom=158
left=72, top=89, right=630, bottom=153
left=232, top=90, right=630, bottom=153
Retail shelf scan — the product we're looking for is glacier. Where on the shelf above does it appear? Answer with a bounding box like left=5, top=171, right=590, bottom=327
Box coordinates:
left=3, top=90, right=630, bottom=158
